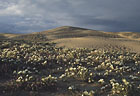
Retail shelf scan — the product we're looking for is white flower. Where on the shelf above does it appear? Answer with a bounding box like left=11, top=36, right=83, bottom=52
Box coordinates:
left=16, top=79, right=21, bottom=82
left=71, top=72, right=75, bottom=76
left=83, top=91, right=89, bottom=95
left=68, top=86, right=72, bottom=90
left=29, top=76, right=33, bottom=80
left=68, top=85, right=75, bottom=90
left=69, top=67, right=73, bottom=71
left=98, top=79, right=105, bottom=84
left=90, top=73, right=93, bottom=76
left=122, top=79, right=129, bottom=85
left=110, top=65, right=114, bottom=70
left=59, top=74, right=65, bottom=79
left=18, top=71, right=22, bottom=74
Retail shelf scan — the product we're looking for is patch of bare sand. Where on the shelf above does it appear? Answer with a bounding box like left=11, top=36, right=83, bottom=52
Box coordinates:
left=118, top=32, right=140, bottom=41
left=52, top=36, right=140, bottom=53
left=0, top=33, right=19, bottom=38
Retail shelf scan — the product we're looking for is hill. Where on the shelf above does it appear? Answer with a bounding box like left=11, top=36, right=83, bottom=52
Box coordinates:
left=0, top=26, right=140, bottom=96
left=38, top=26, right=122, bottom=40
left=1, top=26, right=140, bottom=52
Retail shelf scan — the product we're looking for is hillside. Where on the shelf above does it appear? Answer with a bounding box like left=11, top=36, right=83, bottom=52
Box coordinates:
left=0, top=26, right=140, bottom=96
left=38, top=26, right=140, bottom=53
left=0, top=33, right=19, bottom=40
left=1, top=26, right=140, bottom=52
left=38, top=26, right=123, bottom=40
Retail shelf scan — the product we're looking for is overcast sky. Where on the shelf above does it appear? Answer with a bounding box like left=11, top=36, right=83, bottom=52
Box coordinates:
left=0, top=0, right=140, bottom=33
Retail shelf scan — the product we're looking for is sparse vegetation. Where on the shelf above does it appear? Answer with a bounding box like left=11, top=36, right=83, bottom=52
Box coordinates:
left=13, top=33, right=48, bottom=41
left=0, top=34, right=6, bottom=40
left=0, top=26, right=140, bottom=96
left=0, top=39, right=140, bottom=96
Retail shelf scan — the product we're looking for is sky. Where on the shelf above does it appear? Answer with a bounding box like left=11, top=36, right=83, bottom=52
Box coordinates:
left=0, top=0, right=140, bottom=33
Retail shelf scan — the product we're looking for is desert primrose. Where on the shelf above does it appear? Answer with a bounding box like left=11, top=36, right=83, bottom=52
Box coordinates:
left=0, top=40, right=140, bottom=96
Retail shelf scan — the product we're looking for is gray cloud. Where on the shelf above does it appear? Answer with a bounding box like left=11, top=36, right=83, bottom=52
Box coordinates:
left=0, top=0, right=140, bottom=33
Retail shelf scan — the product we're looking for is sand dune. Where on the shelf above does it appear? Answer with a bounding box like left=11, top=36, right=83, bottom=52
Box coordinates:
left=1, top=26, right=140, bottom=53
left=52, top=36, right=140, bottom=53
left=40, top=26, right=140, bottom=53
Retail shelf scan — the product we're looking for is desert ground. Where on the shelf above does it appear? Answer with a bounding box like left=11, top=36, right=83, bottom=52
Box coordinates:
left=1, top=26, right=140, bottom=52
left=34, top=26, right=140, bottom=53
left=41, top=26, right=140, bottom=53
left=0, top=26, right=140, bottom=96
left=52, top=36, right=140, bottom=52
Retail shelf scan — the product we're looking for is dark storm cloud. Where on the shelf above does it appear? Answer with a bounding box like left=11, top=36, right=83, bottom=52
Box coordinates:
left=0, top=23, right=16, bottom=33
left=0, top=0, right=140, bottom=33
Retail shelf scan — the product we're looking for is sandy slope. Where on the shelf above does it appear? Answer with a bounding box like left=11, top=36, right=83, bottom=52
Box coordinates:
left=52, top=36, right=140, bottom=53
left=118, top=32, right=140, bottom=41
left=1, top=26, right=140, bottom=53
left=39, top=26, right=140, bottom=53
left=2, top=34, right=19, bottom=38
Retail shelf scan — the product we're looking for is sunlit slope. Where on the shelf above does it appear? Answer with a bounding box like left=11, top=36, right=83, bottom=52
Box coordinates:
left=118, top=32, right=140, bottom=40
left=39, top=26, right=122, bottom=40
left=0, top=33, right=19, bottom=40
left=37, top=26, right=140, bottom=52
left=1, top=26, right=140, bottom=52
